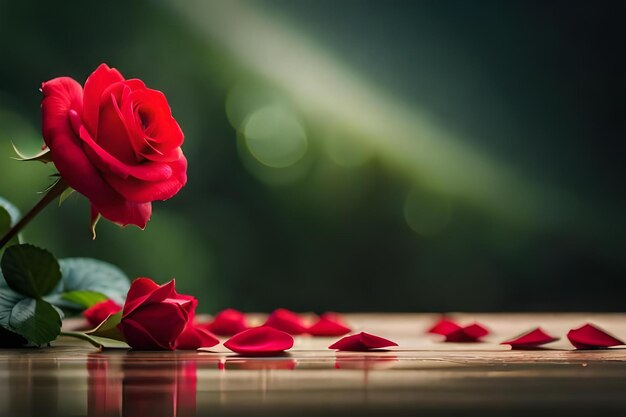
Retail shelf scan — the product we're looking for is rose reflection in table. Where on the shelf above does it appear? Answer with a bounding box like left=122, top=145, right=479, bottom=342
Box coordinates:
left=86, top=353, right=303, bottom=417
left=1, top=350, right=399, bottom=416
left=87, top=353, right=199, bottom=417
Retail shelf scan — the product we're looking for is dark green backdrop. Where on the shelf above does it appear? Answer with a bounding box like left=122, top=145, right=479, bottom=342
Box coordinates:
left=1, top=0, right=624, bottom=312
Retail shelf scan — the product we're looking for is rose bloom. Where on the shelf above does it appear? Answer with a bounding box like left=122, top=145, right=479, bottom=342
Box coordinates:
left=83, top=299, right=122, bottom=327
left=118, top=278, right=218, bottom=350
left=41, top=63, right=187, bottom=231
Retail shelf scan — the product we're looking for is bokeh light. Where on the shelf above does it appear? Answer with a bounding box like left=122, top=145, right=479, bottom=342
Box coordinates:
left=243, top=105, right=308, bottom=168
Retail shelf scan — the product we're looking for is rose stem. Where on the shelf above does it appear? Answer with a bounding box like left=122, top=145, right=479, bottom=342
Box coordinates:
left=0, top=178, right=69, bottom=249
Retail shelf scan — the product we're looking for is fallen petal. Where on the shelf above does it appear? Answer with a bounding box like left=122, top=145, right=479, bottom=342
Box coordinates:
left=205, top=308, right=249, bottom=336
left=329, top=332, right=398, bottom=351
left=427, top=317, right=461, bottom=335
left=84, top=299, right=122, bottom=328
left=308, top=314, right=351, bottom=337
left=445, top=322, right=490, bottom=343
left=264, top=308, right=308, bottom=335
left=501, top=327, right=559, bottom=348
left=567, top=323, right=624, bottom=349
left=224, top=327, right=294, bottom=355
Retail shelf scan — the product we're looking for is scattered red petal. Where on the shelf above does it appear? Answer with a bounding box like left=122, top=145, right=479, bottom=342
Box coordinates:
left=427, top=317, right=462, bottom=335
left=501, top=327, right=559, bottom=348
left=567, top=323, right=624, bottom=349
left=263, top=308, right=308, bottom=335
left=204, top=308, right=249, bottom=336
left=329, top=332, right=398, bottom=351
left=224, top=327, right=294, bottom=355
left=83, top=299, right=122, bottom=328
left=308, top=313, right=351, bottom=336
left=445, top=322, right=490, bottom=342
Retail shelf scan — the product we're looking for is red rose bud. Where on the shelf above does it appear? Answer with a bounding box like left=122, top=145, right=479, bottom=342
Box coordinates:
left=224, top=327, right=294, bottom=356
left=40, top=64, right=187, bottom=233
left=501, top=327, right=559, bottom=349
left=204, top=308, right=249, bottom=336
left=328, top=332, right=398, bottom=351
left=83, top=299, right=122, bottom=327
left=427, top=317, right=462, bottom=335
left=444, top=322, right=490, bottom=342
left=308, top=313, right=351, bottom=336
left=567, top=323, right=624, bottom=349
left=118, top=278, right=194, bottom=350
left=263, top=308, right=308, bottom=335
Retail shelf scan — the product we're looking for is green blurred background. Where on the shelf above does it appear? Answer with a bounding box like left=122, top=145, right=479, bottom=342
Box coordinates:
left=0, top=0, right=624, bottom=312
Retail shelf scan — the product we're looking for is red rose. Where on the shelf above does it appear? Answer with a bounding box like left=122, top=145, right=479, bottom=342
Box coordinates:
left=118, top=278, right=217, bottom=350
left=83, top=299, right=122, bottom=327
left=41, top=63, right=187, bottom=230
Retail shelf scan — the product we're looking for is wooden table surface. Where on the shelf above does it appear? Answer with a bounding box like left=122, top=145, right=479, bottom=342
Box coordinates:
left=2, top=313, right=626, bottom=417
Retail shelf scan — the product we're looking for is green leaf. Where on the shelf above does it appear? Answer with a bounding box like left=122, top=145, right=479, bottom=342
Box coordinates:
left=1, top=244, right=61, bottom=298
left=59, top=331, right=130, bottom=349
left=0, top=285, right=25, bottom=327
left=0, top=281, right=63, bottom=346
left=8, top=298, right=62, bottom=345
left=86, top=311, right=124, bottom=341
left=46, top=258, right=129, bottom=310
left=0, top=286, right=29, bottom=346
left=61, top=290, right=107, bottom=308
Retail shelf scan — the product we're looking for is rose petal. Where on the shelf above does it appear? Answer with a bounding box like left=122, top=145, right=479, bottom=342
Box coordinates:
left=427, top=317, right=462, bottom=335
left=204, top=308, right=249, bottom=336
left=224, top=327, right=294, bottom=355
left=501, top=327, right=559, bottom=348
left=78, top=123, right=174, bottom=182
left=89, top=199, right=152, bottom=230
left=123, top=278, right=175, bottom=316
left=82, top=63, right=124, bottom=138
left=444, top=322, right=490, bottom=343
left=175, top=323, right=219, bottom=350
left=104, top=154, right=187, bottom=203
left=83, top=299, right=122, bottom=328
left=125, top=88, right=184, bottom=150
left=308, top=314, right=351, bottom=337
left=328, top=332, right=398, bottom=351
left=567, top=323, right=624, bottom=349
left=263, top=308, right=308, bottom=335
left=96, top=86, right=137, bottom=164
